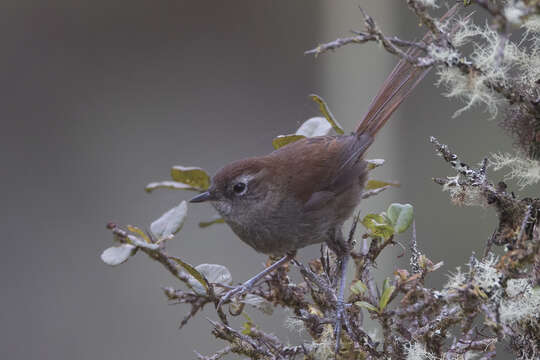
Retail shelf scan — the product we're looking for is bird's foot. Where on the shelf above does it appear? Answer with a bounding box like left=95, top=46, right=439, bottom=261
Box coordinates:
left=333, top=299, right=346, bottom=354
left=218, top=284, right=250, bottom=309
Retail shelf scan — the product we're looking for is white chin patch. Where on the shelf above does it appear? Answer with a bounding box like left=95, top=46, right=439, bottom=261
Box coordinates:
left=212, top=200, right=232, bottom=216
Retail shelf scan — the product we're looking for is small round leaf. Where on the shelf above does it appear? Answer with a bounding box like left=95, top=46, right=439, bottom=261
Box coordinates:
left=296, top=117, right=333, bottom=137
left=100, top=244, right=136, bottom=266
left=193, top=264, right=232, bottom=295
left=386, top=203, right=414, bottom=234
left=150, top=201, right=188, bottom=241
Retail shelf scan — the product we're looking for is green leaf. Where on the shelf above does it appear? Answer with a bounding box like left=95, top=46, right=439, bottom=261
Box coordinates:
left=379, top=280, right=395, bottom=312
left=272, top=134, right=306, bottom=149
left=170, top=256, right=209, bottom=294
left=198, top=216, right=225, bottom=228
left=366, top=158, right=385, bottom=170
left=194, top=263, right=232, bottom=295
left=365, top=179, right=400, bottom=190
left=241, top=313, right=255, bottom=335
left=170, top=166, right=211, bottom=191
left=354, top=301, right=378, bottom=313
left=295, top=117, right=333, bottom=137
left=309, top=94, right=345, bottom=135
left=386, top=203, right=414, bottom=234
left=362, top=214, right=394, bottom=239
left=350, top=280, right=367, bottom=295
left=145, top=180, right=198, bottom=193
left=100, top=244, right=136, bottom=266
left=150, top=201, right=188, bottom=241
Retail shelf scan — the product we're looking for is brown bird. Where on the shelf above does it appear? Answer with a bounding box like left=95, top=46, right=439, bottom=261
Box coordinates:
left=190, top=5, right=457, bottom=350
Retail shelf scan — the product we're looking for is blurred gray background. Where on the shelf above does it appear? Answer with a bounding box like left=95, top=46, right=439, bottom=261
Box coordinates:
left=1, top=1, right=519, bottom=359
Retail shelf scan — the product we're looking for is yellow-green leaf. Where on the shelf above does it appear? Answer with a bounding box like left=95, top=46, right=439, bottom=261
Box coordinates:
left=127, top=225, right=152, bottom=244
left=241, top=313, right=255, bottom=335
left=199, top=216, right=225, bottom=228
left=170, top=256, right=209, bottom=293
left=170, top=166, right=211, bottom=190
left=366, top=158, right=385, bottom=170
left=272, top=134, right=306, bottom=149
left=365, top=180, right=400, bottom=190
left=379, top=279, right=395, bottom=312
left=362, top=214, right=394, bottom=239
left=145, top=180, right=197, bottom=193
left=309, top=94, right=344, bottom=135
left=350, top=280, right=367, bottom=295
left=354, top=301, right=378, bottom=313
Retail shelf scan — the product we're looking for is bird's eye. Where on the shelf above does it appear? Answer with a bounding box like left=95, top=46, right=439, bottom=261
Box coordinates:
left=233, top=182, right=247, bottom=195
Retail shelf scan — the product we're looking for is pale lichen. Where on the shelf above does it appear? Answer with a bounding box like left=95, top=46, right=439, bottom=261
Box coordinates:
left=501, top=279, right=540, bottom=326
left=491, top=153, right=540, bottom=188
left=405, top=342, right=438, bottom=360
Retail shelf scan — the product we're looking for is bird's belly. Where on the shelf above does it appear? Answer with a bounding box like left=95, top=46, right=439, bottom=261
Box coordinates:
left=226, top=212, right=331, bottom=256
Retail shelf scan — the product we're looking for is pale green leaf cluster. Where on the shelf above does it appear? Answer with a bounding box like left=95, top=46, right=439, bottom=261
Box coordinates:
left=362, top=203, right=414, bottom=239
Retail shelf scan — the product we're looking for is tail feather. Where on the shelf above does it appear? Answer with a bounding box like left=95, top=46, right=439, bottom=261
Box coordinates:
left=355, top=5, right=458, bottom=136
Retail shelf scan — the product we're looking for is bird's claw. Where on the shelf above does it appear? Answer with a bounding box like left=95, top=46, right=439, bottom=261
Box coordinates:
left=334, top=300, right=346, bottom=354
left=217, top=285, right=248, bottom=309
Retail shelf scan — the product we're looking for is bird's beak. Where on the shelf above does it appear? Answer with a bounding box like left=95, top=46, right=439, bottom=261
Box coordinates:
left=189, top=191, right=213, bottom=203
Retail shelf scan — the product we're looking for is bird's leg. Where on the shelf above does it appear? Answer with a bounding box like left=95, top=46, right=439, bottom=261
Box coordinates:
left=218, top=252, right=295, bottom=309
left=334, top=249, right=351, bottom=354
left=326, top=230, right=351, bottom=354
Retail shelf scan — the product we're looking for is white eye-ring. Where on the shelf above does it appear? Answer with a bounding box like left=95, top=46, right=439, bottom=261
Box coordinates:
left=232, top=174, right=253, bottom=196
left=233, top=182, right=247, bottom=194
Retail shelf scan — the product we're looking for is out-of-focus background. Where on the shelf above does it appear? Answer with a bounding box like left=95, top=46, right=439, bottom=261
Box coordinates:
left=1, top=1, right=517, bottom=359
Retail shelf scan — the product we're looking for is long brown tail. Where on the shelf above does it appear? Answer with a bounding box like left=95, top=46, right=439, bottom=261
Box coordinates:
left=355, top=5, right=458, bottom=136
